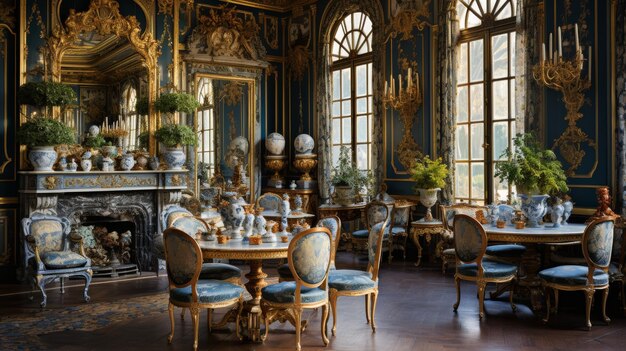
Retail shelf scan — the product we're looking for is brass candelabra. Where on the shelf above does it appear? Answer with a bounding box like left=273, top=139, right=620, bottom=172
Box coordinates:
left=532, top=24, right=595, bottom=176
left=383, top=68, right=423, bottom=170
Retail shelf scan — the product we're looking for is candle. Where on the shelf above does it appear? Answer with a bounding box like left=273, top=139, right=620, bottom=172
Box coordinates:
left=407, top=68, right=412, bottom=88
left=398, top=74, right=402, bottom=98
left=557, top=26, right=562, bottom=58
left=588, top=45, right=592, bottom=80
left=384, top=81, right=388, bottom=97
left=541, top=43, right=546, bottom=63
left=549, top=33, right=553, bottom=60
left=574, top=23, right=579, bottom=53
left=391, top=76, right=395, bottom=97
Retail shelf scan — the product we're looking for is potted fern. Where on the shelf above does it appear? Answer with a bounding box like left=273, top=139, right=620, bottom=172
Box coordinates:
left=494, top=133, right=568, bottom=227
left=410, top=156, right=449, bottom=221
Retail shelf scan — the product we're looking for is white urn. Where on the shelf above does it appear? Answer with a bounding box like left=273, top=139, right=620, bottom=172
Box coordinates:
left=294, top=134, right=314, bottom=154
left=265, top=132, right=286, bottom=155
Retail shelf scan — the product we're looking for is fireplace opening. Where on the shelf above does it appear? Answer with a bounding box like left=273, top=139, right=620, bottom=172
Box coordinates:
left=75, top=215, right=140, bottom=278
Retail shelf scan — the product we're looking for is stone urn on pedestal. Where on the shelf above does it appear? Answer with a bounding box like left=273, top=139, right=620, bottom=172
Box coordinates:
left=417, top=188, right=440, bottom=222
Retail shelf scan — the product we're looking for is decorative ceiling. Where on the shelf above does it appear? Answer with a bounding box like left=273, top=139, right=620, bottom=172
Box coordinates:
left=224, top=0, right=317, bottom=12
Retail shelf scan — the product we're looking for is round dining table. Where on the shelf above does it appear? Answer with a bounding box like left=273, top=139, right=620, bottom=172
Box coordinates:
left=198, top=238, right=293, bottom=342
left=483, top=223, right=586, bottom=311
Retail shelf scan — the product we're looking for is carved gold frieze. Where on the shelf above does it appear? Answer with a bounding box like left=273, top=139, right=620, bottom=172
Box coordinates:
left=386, top=1, right=432, bottom=42
left=532, top=57, right=595, bottom=176
left=64, top=175, right=157, bottom=188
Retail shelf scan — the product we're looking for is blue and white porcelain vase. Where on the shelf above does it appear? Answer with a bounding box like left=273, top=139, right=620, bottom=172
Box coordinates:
left=242, top=205, right=255, bottom=239
left=80, top=158, right=92, bottom=172
left=550, top=198, right=564, bottom=228
left=29, top=146, right=57, bottom=171
left=487, top=203, right=498, bottom=226
left=519, top=194, right=550, bottom=228
left=562, top=198, right=573, bottom=225
left=162, top=147, right=186, bottom=170
left=294, top=134, right=314, bottom=154
left=253, top=207, right=267, bottom=236
left=265, top=132, right=286, bottom=155
left=120, top=153, right=136, bottom=171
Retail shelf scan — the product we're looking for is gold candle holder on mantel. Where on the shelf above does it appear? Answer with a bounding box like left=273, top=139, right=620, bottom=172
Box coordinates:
left=382, top=67, right=423, bottom=170
left=532, top=23, right=595, bottom=176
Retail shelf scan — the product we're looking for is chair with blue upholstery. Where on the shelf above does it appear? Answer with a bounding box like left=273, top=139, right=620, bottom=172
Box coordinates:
left=351, top=200, right=392, bottom=256
left=539, top=218, right=615, bottom=330
left=452, top=214, right=517, bottom=319
left=163, top=227, right=244, bottom=351
left=260, top=227, right=332, bottom=351
left=256, top=192, right=283, bottom=217
left=22, top=214, right=92, bottom=307
left=329, top=201, right=390, bottom=334
left=387, top=201, right=413, bottom=263
left=440, top=203, right=526, bottom=274
left=278, top=216, right=342, bottom=282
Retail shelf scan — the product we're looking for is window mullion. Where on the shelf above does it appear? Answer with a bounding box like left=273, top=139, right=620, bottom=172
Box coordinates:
left=484, top=30, right=494, bottom=203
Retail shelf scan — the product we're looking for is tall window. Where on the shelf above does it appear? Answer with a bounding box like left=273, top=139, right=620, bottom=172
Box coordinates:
left=455, top=0, right=517, bottom=204
left=330, top=12, right=373, bottom=170
left=197, top=77, right=216, bottom=181
left=121, top=85, right=138, bottom=150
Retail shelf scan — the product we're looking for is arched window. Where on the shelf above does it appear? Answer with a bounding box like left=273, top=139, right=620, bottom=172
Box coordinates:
left=121, top=84, right=138, bottom=150
left=196, top=77, right=216, bottom=182
left=454, top=0, right=517, bottom=204
left=329, top=12, right=373, bottom=170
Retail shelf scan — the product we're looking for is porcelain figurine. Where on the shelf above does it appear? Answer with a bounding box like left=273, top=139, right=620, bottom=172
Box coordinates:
left=294, top=134, right=314, bottom=154
left=253, top=207, right=267, bottom=236
left=290, top=180, right=297, bottom=190
left=265, top=132, right=286, bottom=155
left=120, top=153, right=136, bottom=171
left=279, top=193, right=291, bottom=236
left=242, top=204, right=255, bottom=238
left=68, top=158, right=78, bottom=172
left=487, top=203, right=498, bottom=226
left=550, top=198, right=564, bottom=228
left=293, top=195, right=303, bottom=213
left=263, top=220, right=277, bottom=243
left=562, top=196, right=574, bottom=225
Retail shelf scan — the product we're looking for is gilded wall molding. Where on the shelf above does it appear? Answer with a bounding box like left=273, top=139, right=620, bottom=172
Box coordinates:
left=158, top=0, right=174, bottom=15
left=385, top=0, right=432, bottom=42
left=0, top=0, right=16, bottom=53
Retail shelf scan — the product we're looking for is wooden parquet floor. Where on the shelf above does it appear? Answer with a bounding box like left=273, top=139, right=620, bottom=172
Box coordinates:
left=1, top=252, right=625, bottom=351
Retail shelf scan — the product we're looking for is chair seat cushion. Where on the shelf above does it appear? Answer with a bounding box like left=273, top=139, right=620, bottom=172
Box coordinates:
left=539, top=265, right=609, bottom=286
left=351, top=229, right=369, bottom=238
left=261, top=282, right=327, bottom=304
left=485, top=244, right=526, bottom=258
left=41, top=251, right=88, bottom=269
left=457, top=260, right=517, bottom=278
left=170, top=280, right=244, bottom=304
left=389, top=227, right=407, bottom=235
left=328, top=269, right=376, bottom=291
left=199, top=263, right=241, bottom=281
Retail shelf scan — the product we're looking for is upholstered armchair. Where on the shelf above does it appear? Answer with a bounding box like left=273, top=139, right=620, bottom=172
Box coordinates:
left=22, top=214, right=92, bottom=307
left=388, top=202, right=412, bottom=263
left=278, top=216, right=342, bottom=282
left=329, top=204, right=390, bottom=334
left=163, top=228, right=244, bottom=351
left=260, top=227, right=332, bottom=351
left=351, top=200, right=392, bottom=255
left=452, top=214, right=517, bottom=319
left=539, top=218, right=615, bottom=330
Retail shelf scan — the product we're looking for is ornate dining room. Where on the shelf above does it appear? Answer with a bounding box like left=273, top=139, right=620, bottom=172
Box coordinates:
left=1, top=0, right=626, bottom=350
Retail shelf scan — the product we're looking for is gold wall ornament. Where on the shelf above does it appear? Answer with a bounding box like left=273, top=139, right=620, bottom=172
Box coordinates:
left=158, top=0, right=174, bottom=15
left=287, top=44, right=309, bottom=81
left=188, top=5, right=266, bottom=61
left=220, top=81, right=243, bottom=106
left=383, top=67, right=423, bottom=171
left=171, top=174, right=182, bottom=186
left=0, top=0, right=16, bottom=54
left=532, top=37, right=595, bottom=176
left=64, top=174, right=157, bottom=188
left=261, top=14, right=278, bottom=50
left=385, top=2, right=432, bottom=42
left=43, top=176, right=59, bottom=190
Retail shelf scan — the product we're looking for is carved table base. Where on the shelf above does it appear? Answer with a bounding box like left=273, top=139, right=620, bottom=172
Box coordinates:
left=410, top=220, right=446, bottom=267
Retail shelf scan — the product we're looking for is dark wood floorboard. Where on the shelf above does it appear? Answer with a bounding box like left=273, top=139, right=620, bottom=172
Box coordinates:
left=1, top=252, right=625, bottom=350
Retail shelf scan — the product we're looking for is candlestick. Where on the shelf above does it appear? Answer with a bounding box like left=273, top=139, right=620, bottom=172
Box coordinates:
left=558, top=26, right=562, bottom=58
left=549, top=33, right=553, bottom=60
left=541, top=43, right=545, bottom=63
left=574, top=23, right=579, bottom=53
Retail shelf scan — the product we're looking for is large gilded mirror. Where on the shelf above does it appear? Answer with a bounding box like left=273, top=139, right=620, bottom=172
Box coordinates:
left=194, top=74, right=256, bottom=203
left=46, top=0, right=158, bottom=152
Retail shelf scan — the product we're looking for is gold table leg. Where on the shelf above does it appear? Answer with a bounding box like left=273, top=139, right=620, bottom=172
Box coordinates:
left=411, top=231, right=423, bottom=267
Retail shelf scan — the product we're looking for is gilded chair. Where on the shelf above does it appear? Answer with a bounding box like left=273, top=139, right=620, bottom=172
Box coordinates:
left=452, top=214, right=517, bottom=319
left=388, top=202, right=412, bottom=263
left=260, top=227, right=332, bottom=351
left=440, top=203, right=526, bottom=274
left=329, top=202, right=391, bottom=334
left=163, top=228, right=244, bottom=351
left=539, top=218, right=615, bottom=330
left=351, top=200, right=392, bottom=255
left=278, top=216, right=342, bottom=282
left=256, top=192, right=283, bottom=217
left=22, top=214, right=92, bottom=307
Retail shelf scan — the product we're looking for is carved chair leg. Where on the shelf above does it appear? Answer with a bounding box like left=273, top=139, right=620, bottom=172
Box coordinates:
left=260, top=300, right=270, bottom=341
left=294, top=307, right=303, bottom=351
left=167, top=303, right=175, bottom=344
left=453, top=275, right=461, bottom=312
left=364, top=294, right=370, bottom=324
left=330, top=290, right=338, bottom=336
left=82, top=271, right=92, bottom=303
left=601, top=288, right=611, bottom=324
left=584, top=289, right=594, bottom=331
left=60, top=277, right=65, bottom=294
left=370, top=291, right=378, bottom=333
left=191, top=307, right=200, bottom=351
left=207, top=308, right=213, bottom=333
left=36, top=275, right=48, bottom=308
left=321, top=302, right=330, bottom=346
left=477, top=281, right=486, bottom=320
left=554, top=289, right=560, bottom=315
left=235, top=297, right=244, bottom=341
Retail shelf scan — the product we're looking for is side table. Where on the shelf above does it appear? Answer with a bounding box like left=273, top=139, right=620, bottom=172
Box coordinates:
left=410, top=219, right=446, bottom=267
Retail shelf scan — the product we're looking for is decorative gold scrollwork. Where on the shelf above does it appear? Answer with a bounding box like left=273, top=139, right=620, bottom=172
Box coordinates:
left=64, top=175, right=157, bottom=188
left=385, top=2, right=433, bottom=42
left=43, top=176, right=58, bottom=190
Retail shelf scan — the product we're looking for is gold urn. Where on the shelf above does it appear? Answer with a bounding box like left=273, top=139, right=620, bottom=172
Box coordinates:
left=265, top=155, right=287, bottom=182
left=293, top=154, right=317, bottom=181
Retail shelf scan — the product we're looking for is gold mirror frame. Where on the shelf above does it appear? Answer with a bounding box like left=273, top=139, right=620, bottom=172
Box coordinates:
left=193, top=73, right=257, bottom=203
left=46, top=0, right=160, bottom=152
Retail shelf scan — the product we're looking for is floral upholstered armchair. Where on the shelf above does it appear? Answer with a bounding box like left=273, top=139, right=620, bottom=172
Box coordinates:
left=22, top=214, right=92, bottom=307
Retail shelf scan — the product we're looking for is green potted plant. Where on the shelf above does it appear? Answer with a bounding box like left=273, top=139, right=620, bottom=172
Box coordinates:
left=154, top=124, right=197, bottom=170
left=18, top=81, right=77, bottom=115
left=410, top=155, right=449, bottom=221
left=17, top=116, right=75, bottom=171
left=494, top=133, right=569, bottom=227
left=153, top=92, right=200, bottom=115
left=331, top=146, right=374, bottom=205
left=83, top=133, right=106, bottom=150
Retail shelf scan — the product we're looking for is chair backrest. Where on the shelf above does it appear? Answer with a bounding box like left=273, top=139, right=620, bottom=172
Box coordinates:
left=440, top=203, right=489, bottom=231
left=22, top=214, right=70, bottom=255
left=368, top=215, right=391, bottom=281
left=160, top=205, right=193, bottom=230
left=391, top=203, right=411, bottom=228
left=256, top=193, right=282, bottom=213
left=288, top=227, right=332, bottom=288
left=163, top=227, right=202, bottom=291
left=453, top=214, right=487, bottom=264
left=365, top=200, right=391, bottom=230
left=583, top=218, right=615, bottom=271
left=170, top=216, right=209, bottom=238
left=316, top=215, right=342, bottom=269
